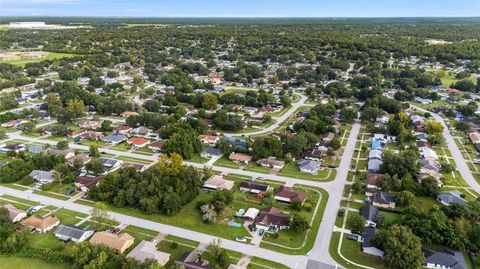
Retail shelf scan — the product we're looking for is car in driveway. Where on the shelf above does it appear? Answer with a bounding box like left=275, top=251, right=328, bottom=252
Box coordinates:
left=346, top=235, right=358, bottom=241
left=351, top=230, right=362, bottom=235
left=248, top=224, right=256, bottom=232
left=258, top=229, right=265, bottom=236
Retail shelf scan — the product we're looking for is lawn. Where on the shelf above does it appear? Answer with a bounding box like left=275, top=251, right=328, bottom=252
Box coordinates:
left=440, top=73, right=476, bottom=87
left=214, top=156, right=241, bottom=169
left=156, top=240, right=195, bottom=267
left=116, top=155, right=152, bottom=164
left=243, top=164, right=272, bottom=174
left=248, top=257, right=290, bottom=269
left=0, top=194, right=39, bottom=206
left=123, top=225, right=157, bottom=250
left=340, top=234, right=388, bottom=269
left=33, top=190, right=70, bottom=201
left=54, top=208, right=88, bottom=225
left=188, top=153, right=209, bottom=164
left=411, top=196, right=438, bottom=212
left=30, top=231, right=70, bottom=251
left=0, top=257, right=69, bottom=269
left=278, top=162, right=332, bottom=181
left=0, top=52, right=77, bottom=66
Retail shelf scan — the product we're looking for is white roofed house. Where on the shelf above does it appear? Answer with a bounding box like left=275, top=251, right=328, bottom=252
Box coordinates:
left=1, top=204, right=27, bottom=223
left=29, top=170, right=54, bottom=184
left=256, top=156, right=285, bottom=170
left=203, top=175, right=234, bottom=191
left=98, top=157, right=123, bottom=174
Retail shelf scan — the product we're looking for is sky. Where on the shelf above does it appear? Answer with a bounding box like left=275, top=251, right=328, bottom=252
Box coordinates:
left=0, top=0, right=479, bottom=17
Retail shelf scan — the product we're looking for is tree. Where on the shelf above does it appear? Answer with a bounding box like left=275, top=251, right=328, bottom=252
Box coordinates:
left=90, top=202, right=111, bottom=230
left=216, top=138, right=236, bottom=155
left=53, top=163, right=74, bottom=185
left=66, top=99, right=85, bottom=119
left=420, top=177, right=440, bottom=196
left=374, top=225, right=424, bottom=269
left=45, top=92, right=62, bottom=116
left=425, top=120, right=444, bottom=134
left=290, top=200, right=302, bottom=211
left=289, top=214, right=310, bottom=233
left=86, top=158, right=104, bottom=175
left=396, top=191, right=415, bottom=207
left=201, top=203, right=217, bottom=223
left=56, top=140, right=69, bottom=150
left=341, top=107, right=356, bottom=123
left=348, top=213, right=366, bottom=231
left=208, top=239, right=230, bottom=268
left=330, top=138, right=341, bottom=150
left=202, top=92, right=218, bottom=110
left=100, top=120, right=112, bottom=132
left=90, top=145, right=100, bottom=157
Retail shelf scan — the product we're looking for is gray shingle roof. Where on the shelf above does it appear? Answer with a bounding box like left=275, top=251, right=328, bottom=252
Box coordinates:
left=55, top=224, right=91, bottom=240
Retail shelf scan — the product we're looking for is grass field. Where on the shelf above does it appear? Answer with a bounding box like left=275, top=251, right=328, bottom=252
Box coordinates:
left=278, top=162, right=332, bottom=181
left=0, top=52, right=77, bottom=66
left=440, top=73, right=476, bottom=87
left=214, top=156, right=241, bottom=169
left=0, top=257, right=69, bottom=269
left=243, top=164, right=272, bottom=174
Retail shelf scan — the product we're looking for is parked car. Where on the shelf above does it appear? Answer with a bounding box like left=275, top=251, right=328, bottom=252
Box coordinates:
left=351, top=230, right=362, bottom=235
left=258, top=229, right=265, bottom=236
left=111, top=228, right=120, bottom=234
left=328, top=165, right=336, bottom=168
left=257, top=176, right=265, bottom=180
left=65, top=188, right=75, bottom=196
left=346, top=235, right=358, bottom=241
left=248, top=224, right=256, bottom=232
left=235, top=236, right=247, bottom=243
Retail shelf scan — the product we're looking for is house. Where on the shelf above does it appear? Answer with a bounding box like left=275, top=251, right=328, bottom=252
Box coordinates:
left=127, top=240, right=171, bottom=266
left=147, top=141, right=164, bottom=152
left=415, top=96, right=433, bottom=105
left=373, top=134, right=395, bottom=143
left=228, top=152, right=252, bottom=165
left=361, top=227, right=384, bottom=257
left=175, top=251, right=212, bottom=269
left=225, top=137, right=247, bottom=151
left=121, top=111, right=139, bottom=117
left=366, top=173, right=383, bottom=190
left=367, top=159, right=383, bottom=173
left=89, top=232, right=134, bottom=254
left=0, top=143, right=25, bottom=153
left=78, top=131, right=104, bottom=140
left=422, top=248, right=466, bottom=269
left=420, top=148, right=439, bottom=161
left=112, top=125, right=133, bottom=134
left=242, top=208, right=260, bottom=220
left=274, top=185, right=307, bottom=204
left=200, top=147, right=222, bottom=158
left=27, top=145, right=44, bottom=154
left=99, top=157, right=123, bottom=174
left=203, top=175, right=235, bottom=191
left=121, top=162, right=146, bottom=172
left=239, top=180, right=270, bottom=194
left=368, top=149, right=383, bottom=160
left=371, top=191, right=396, bottom=208
left=254, top=207, right=290, bottom=231
left=297, top=159, right=321, bottom=175
left=68, top=129, right=87, bottom=138
left=46, top=148, right=75, bottom=159
left=322, top=132, right=335, bottom=146
left=75, top=175, right=102, bottom=192
left=1, top=204, right=27, bottom=222
left=77, top=119, right=102, bottom=130
left=417, top=141, right=432, bottom=148
left=29, top=170, right=54, bottom=184
left=54, top=224, right=94, bottom=243
left=469, top=132, right=480, bottom=144
left=66, top=153, right=92, bottom=166
left=21, top=215, right=60, bottom=233
left=198, top=134, right=220, bottom=145
left=127, top=137, right=151, bottom=148
left=371, top=139, right=383, bottom=150
left=102, top=133, right=127, bottom=146
left=360, top=204, right=378, bottom=228
left=304, top=147, right=327, bottom=161
left=437, top=191, right=467, bottom=206
left=256, top=156, right=285, bottom=169
left=419, top=159, right=441, bottom=172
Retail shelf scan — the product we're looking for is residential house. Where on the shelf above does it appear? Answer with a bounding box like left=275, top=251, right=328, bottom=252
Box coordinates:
left=469, top=132, right=480, bottom=145
left=68, top=129, right=87, bottom=138
left=198, top=135, right=220, bottom=145
left=75, top=175, right=102, bottom=192
left=239, top=180, right=270, bottom=194
left=127, top=241, right=171, bottom=266
left=373, top=134, right=395, bottom=143
left=371, top=139, right=383, bottom=150
left=367, top=159, right=383, bottom=173
left=360, top=204, right=378, bottom=228
left=21, top=215, right=60, bottom=233
left=225, top=137, right=247, bottom=151
left=77, top=119, right=102, bottom=130
left=121, top=162, right=146, bottom=172
left=1, top=204, right=27, bottom=222
left=254, top=207, right=290, bottom=231
left=366, top=173, right=383, bottom=190
left=422, top=248, right=466, bottom=269
left=322, top=132, right=335, bottom=146
left=27, top=145, right=44, bottom=154
left=29, top=170, right=54, bottom=184
left=229, top=152, right=252, bottom=165
left=203, top=175, right=235, bottom=191
left=121, top=111, right=139, bottom=117
left=200, top=147, right=222, bottom=158
left=242, top=208, right=260, bottom=220
left=99, top=157, right=123, bottom=174
left=102, top=133, right=127, bottom=146
left=127, top=137, right=151, bottom=148
left=66, top=153, right=92, bottom=166
left=54, top=224, right=94, bottom=243
left=274, top=186, right=307, bottom=204
left=112, top=125, right=133, bottom=134
left=89, top=232, right=134, bottom=254
left=368, top=149, right=383, bottom=160
left=420, top=147, right=439, bottom=161
left=304, top=147, right=328, bottom=161
left=371, top=191, right=396, bottom=209
left=46, top=148, right=75, bottom=159
left=437, top=191, right=467, bottom=206
left=256, top=156, right=285, bottom=169
left=175, top=251, right=212, bottom=269
left=297, top=159, right=321, bottom=175
left=415, top=96, right=433, bottom=105
left=147, top=141, right=164, bottom=152
left=417, top=141, right=432, bottom=148
left=361, top=227, right=384, bottom=257
left=78, top=131, right=104, bottom=140
left=0, top=143, right=25, bottom=153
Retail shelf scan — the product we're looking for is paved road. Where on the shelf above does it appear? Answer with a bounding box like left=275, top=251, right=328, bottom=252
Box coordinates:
left=0, top=187, right=308, bottom=269
left=410, top=105, right=480, bottom=193
left=307, top=121, right=360, bottom=266
left=223, top=93, right=312, bottom=137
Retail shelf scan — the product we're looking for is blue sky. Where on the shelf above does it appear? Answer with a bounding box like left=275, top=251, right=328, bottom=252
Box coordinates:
left=1, top=0, right=479, bottom=17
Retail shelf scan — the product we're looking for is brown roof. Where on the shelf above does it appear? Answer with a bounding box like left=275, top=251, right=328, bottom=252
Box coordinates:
left=89, top=232, right=134, bottom=253
left=127, top=137, right=151, bottom=146
left=66, top=153, right=92, bottom=165
left=255, top=207, right=289, bottom=227
left=470, top=132, right=480, bottom=144
left=113, top=125, right=132, bottom=132
left=21, top=215, right=59, bottom=230
left=75, top=175, right=102, bottom=188
left=323, top=132, right=335, bottom=141
left=228, top=152, right=252, bottom=162
left=275, top=186, right=307, bottom=203
left=148, top=141, right=164, bottom=149
left=366, top=173, right=383, bottom=187
left=121, top=162, right=145, bottom=171
left=416, top=141, right=432, bottom=148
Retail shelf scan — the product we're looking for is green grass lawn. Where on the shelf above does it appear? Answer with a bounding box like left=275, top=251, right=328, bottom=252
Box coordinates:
left=33, top=190, right=70, bottom=201
left=156, top=240, right=195, bottom=268
left=53, top=208, right=88, bottom=225
left=116, top=155, right=152, bottom=164
left=248, top=257, right=290, bottom=269
left=109, top=142, right=131, bottom=151
left=0, top=52, right=77, bottom=66
left=411, top=196, right=438, bottom=212
left=165, top=234, right=199, bottom=247
left=243, top=164, right=272, bottom=174
left=214, top=156, right=241, bottom=169
left=0, top=194, right=39, bottom=206
left=30, top=231, right=71, bottom=251
left=188, top=153, right=209, bottom=164
left=340, top=233, right=388, bottom=269
left=440, top=73, right=476, bottom=87
left=0, top=257, right=69, bottom=269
